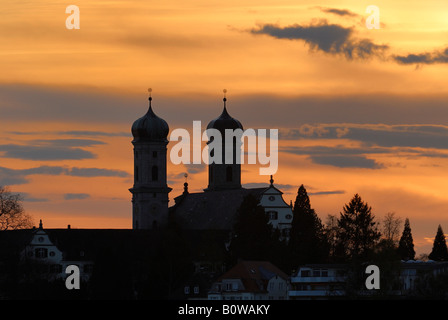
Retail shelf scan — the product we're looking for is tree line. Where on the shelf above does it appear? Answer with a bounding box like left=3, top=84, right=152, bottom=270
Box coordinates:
left=229, top=184, right=448, bottom=273
left=2, top=182, right=448, bottom=268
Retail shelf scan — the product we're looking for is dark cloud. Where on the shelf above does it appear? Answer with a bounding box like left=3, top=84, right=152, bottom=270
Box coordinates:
left=31, top=139, right=106, bottom=147
left=8, top=131, right=130, bottom=137
left=309, top=154, right=383, bottom=169
left=184, top=164, right=206, bottom=174
left=0, top=165, right=130, bottom=186
left=250, top=21, right=389, bottom=60
left=308, top=190, right=346, bottom=196
left=393, top=47, right=448, bottom=65
left=64, top=193, right=90, bottom=200
left=280, top=123, right=448, bottom=169
left=0, top=166, right=66, bottom=185
left=67, top=167, right=130, bottom=178
left=0, top=138, right=108, bottom=161
left=0, top=144, right=95, bottom=161
left=59, top=131, right=131, bottom=137
left=318, top=7, right=359, bottom=18
left=242, top=182, right=295, bottom=191
left=282, top=145, right=385, bottom=169
left=18, top=192, right=50, bottom=202
left=282, top=145, right=388, bottom=156
left=0, top=167, right=29, bottom=186
left=280, top=124, right=448, bottom=150
left=0, top=84, right=141, bottom=124
left=4, top=84, right=448, bottom=131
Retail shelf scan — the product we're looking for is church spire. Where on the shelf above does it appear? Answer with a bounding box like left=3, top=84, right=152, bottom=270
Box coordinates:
left=147, top=88, right=155, bottom=115
left=130, top=90, right=172, bottom=230
left=205, top=89, right=243, bottom=191
left=221, top=89, right=230, bottom=117
left=223, top=88, right=227, bottom=108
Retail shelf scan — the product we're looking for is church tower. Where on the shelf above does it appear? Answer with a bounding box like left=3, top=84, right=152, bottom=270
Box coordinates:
left=129, top=90, right=172, bottom=229
left=205, top=91, right=243, bottom=191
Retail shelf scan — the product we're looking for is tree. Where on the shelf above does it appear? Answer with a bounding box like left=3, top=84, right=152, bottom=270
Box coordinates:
left=397, top=218, right=415, bottom=260
left=335, top=194, right=381, bottom=261
left=428, top=225, right=448, bottom=261
left=230, top=194, right=274, bottom=262
left=0, top=186, right=33, bottom=230
left=324, top=214, right=340, bottom=261
left=288, top=185, right=328, bottom=267
left=382, top=212, right=402, bottom=245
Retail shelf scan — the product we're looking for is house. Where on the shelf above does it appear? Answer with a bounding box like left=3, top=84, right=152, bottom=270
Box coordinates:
left=399, top=260, right=448, bottom=295
left=289, top=261, right=448, bottom=299
left=20, top=220, right=94, bottom=283
left=289, top=264, right=347, bottom=300
left=208, top=260, right=289, bottom=300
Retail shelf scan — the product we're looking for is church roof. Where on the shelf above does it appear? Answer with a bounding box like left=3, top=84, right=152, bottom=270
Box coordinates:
left=170, top=188, right=267, bottom=230
left=131, top=95, right=169, bottom=143
left=206, top=97, right=243, bottom=134
left=213, top=260, right=288, bottom=293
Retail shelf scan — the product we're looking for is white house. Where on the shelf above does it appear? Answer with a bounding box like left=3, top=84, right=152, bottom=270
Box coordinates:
left=289, top=264, right=348, bottom=300
left=20, top=220, right=93, bottom=283
left=259, top=176, right=293, bottom=240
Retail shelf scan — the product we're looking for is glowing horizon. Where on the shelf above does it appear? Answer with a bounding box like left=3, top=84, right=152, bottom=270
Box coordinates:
left=1, top=0, right=448, bottom=256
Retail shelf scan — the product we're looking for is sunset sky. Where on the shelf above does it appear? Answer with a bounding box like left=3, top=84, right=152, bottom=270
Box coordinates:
left=1, top=0, right=448, bottom=255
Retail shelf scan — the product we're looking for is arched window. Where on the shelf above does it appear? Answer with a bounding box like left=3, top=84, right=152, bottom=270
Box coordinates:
left=152, top=165, right=158, bottom=181
left=226, top=166, right=232, bottom=182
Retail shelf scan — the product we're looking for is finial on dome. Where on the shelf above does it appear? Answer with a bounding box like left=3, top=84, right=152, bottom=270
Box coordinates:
left=148, top=88, right=153, bottom=105
left=270, top=175, right=274, bottom=185
left=223, top=89, right=227, bottom=107
left=183, top=173, right=189, bottom=194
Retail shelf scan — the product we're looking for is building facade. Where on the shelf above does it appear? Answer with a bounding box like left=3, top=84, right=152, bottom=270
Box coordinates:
left=208, top=261, right=289, bottom=300
left=20, top=220, right=93, bottom=283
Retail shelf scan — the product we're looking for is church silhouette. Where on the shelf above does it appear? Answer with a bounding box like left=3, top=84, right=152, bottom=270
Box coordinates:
left=129, top=92, right=293, bottom=237
left=0, top=92, right=293, bottom=300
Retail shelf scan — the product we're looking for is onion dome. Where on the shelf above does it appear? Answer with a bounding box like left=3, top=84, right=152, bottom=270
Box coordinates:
left=131, top=90, right=169, bottom=143
left=207, top=90, right=243, bottom=133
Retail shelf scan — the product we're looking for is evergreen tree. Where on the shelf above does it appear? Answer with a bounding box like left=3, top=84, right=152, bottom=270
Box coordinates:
left=230, top=194, right=274, bottom=262
left=336, top=194, right=381, bottom=262
left=428, top=225, right=448, bottom=261
left=288, top=185, right=328, bottom=267
left=397, top=218, right=415, bottom=260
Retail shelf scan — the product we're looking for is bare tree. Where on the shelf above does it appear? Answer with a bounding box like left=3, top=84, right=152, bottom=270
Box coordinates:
left=0, top=186, right=33, bottom=230
left=325, top=214, right=339, bottom=258
left=382, top=212, right=402, bottom=245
